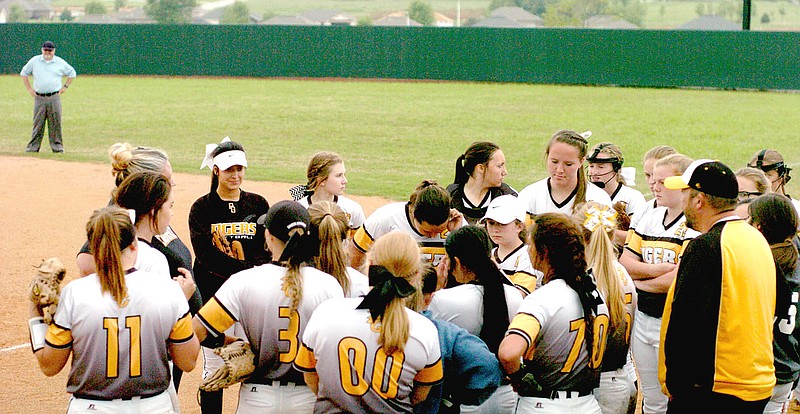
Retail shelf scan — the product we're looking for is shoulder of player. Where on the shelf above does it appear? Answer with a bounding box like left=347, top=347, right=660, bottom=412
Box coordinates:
left=586, top=183, right=613, bottom=204
left=519, top=178, right=548, bottom=196
left=495, top=182, right=518, bottom=196
left=617, top=185, right=646, bottom=202
left=365, top=202, right=405, bottom=224
left=238, top=190, right=269, bottom=206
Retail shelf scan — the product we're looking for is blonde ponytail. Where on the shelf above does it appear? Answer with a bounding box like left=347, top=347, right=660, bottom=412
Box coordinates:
left=87, top=207, right=135, bottom=307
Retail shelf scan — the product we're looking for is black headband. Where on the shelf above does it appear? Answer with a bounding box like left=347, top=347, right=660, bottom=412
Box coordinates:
left=357, top=265, right=416, bottom=320
left=586, top=144, right=623, bottom=171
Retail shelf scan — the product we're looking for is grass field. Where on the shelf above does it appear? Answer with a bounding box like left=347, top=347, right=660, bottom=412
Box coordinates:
left=3, top=75, right=800, bottom=200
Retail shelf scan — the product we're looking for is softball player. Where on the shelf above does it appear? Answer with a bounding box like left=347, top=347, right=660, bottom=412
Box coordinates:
left=308, top=201, right=369, bottom=298
left=572, top=202, right=638, bottom=414
left=193, top=200, right=344, bottom=414
left=481, top=194, right=540, bottom=294
left=498, top=213, right=609, bottom=414
left=447, top=141, right=517, bottom=225
left=629, top=146, right=677, bottom=230
left=735, top=167, right=771, bottom=203
left=747, top=149, right=800, bottom=216
left=518, top=130, right=612, bottom=223
left=295, top=231, right=443, bottom=413
left=294, top=151, right=366, bottom=233
left=586, top=142, right=646, bottom=245
left=746, top=194, right=800, bottom=414
left=618, top=154, right=699, bottom=414
left=189, top=137, right=270, bottom=413
left=350, top=180, right=465, bottom=270
left=30, top=206, right=199, bottom=413
left=428, top=225, right=524, bottom=413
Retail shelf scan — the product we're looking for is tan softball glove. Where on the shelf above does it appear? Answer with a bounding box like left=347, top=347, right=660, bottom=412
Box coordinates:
left=199, top=340, right=256, bottom=392
left=29, top=257, right=66, bottom=324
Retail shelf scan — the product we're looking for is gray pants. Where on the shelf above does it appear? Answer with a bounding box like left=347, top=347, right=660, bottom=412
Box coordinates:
left=27, top=94, right=64, bottom=152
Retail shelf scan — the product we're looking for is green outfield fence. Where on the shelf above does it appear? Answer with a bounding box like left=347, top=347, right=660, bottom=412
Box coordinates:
left=2, top=23, right=799, bottom=90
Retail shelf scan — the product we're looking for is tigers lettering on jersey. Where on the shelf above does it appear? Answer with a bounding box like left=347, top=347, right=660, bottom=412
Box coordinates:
left=210, top=222, right=257, bottom=237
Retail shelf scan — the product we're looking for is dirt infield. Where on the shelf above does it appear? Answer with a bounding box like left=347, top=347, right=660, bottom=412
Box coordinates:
left=0, top=155, right=391, bottom=413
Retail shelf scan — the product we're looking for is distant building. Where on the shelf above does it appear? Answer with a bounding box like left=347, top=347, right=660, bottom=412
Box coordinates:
left=374, top=13, right=422, bottom=27
left=490, top=6, right=543, bottom=27
left=677, top=15, right=741, bottom=30
left=471, top=15, right=526, bottom=28
left=261, top=15, right=314, bottom=26
left=584, top=15, right=638, bottom=29
left=0, top=0, right=54, bottom=21
left=300, top=9, right=357, bottom=26
left=77, top=8, right=155, bottom=23
left=433, top=11, right=454, bottom=27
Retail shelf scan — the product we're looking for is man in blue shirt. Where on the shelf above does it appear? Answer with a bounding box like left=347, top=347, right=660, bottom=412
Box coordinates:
left=20, top=41, right=77, bottom=153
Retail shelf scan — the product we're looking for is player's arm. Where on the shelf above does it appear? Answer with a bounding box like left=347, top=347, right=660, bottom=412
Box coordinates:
left=304, top=372, right=320, bottom=395
left=498, top=333, right=528, bottom=375
left=28, top=302, right=70, bottom=376
left=633, top=267, right=678, bottom=294
left=411, top=384, right=433, bottom=406
left=76, top=252, right=95, bottom=277
left=619, top=249, right=676, bottom=280
left=22, top=75, right=35, bottom=97
left=169, top=336, right=200, bottom=372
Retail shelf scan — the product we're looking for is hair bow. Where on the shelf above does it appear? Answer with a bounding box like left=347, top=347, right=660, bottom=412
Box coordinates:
left=200, top=136, right=232, bottom=170
left=126, top=208, right=136, bottom=224
left=583, top=205, right=617, bottom=233
left=289, top=184, right=314, bottom=201
left=357, top=265, right=416, bottom=320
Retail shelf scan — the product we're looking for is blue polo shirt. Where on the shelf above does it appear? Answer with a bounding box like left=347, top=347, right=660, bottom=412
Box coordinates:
left=20, top=55, right=77, bottom=94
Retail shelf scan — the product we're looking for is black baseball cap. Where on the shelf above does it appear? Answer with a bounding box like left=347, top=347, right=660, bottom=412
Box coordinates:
left=664, top=159, right=738, bottom=199
left=42, top=41, right=55, bottom=50
left=257, top=200, right=311, bottom=242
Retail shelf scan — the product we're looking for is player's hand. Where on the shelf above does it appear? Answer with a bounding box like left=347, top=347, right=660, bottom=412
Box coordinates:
left=446, top=209, right=464, bottom=233
left=28, top=89, right=36, bottom=98
left=435, top=256, right=450, bottom=291
left=174, top=267, right=196, bottom=300
left=28, top=299, right=44, bottom=318
left=58, top=87, right=66, bottom=94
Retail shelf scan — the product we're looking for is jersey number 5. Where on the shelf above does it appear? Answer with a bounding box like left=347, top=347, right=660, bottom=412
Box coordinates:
left=103, top=316, right=141, bottom=378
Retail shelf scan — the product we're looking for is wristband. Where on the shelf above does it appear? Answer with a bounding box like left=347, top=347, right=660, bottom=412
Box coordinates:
left=28, top=317, right=47, bottom=352
left=64, top=84, right=69, bottom=88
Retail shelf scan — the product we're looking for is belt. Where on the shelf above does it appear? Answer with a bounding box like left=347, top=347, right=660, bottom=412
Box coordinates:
left=73, top=391, right=161, bottom=401
left=257, top=378, right=305, bottom=387
left=521, top=389, right=593, bottom=399
left=36, top=91, right=59, bottom=97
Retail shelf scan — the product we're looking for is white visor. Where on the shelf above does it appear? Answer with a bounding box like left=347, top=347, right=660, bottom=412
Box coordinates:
left=213, top=150, right=248, bottom=171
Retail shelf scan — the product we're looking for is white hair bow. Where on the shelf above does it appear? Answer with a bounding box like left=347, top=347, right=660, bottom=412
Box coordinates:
left=126, top=209, right=136, bottom=224
left=200, top=136, right=232, bottom=170
left=583, top=205, right=617, bottom=233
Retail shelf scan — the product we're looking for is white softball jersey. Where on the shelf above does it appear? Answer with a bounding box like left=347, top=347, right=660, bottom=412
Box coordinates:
left=298, top=194, right=366, bottom=231
left=609, top=185, right=647, bottom=219
left=196, top=263, right=344, bottom=383
left=46, top=269, right=194, bottom=400
left=428, top=283, right=524, bottom=336
left=295, top=298, right=443, bottom=414
left=353, top=202, right=464, bottom=266
left=507, top=278, right=610, bottom=392
left=518, top=178, right=613, bottom=220
left=493, top=244, right=542, bottom=293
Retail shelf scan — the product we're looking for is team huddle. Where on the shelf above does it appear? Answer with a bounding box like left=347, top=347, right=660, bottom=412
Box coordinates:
left=26, top=131, right=800, bottom=414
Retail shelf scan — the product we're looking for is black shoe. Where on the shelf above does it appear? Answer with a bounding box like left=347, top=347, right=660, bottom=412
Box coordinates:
left=25, top=149, right=38, bottom=153
left=53, top=150, right=64, bottom=153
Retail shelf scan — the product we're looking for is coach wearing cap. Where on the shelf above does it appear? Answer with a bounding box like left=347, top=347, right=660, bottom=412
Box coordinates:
left=658, top=159, right=776, bottom=413
left=20, top=40, right=77, bottom=153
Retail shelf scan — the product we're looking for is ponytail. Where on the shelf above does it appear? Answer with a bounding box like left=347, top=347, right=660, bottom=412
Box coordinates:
left=454, top=154, right=468, bottom=185
left=445, top=225, right=510, bottom=354
left=309, top=201, right=350, bottom=296
left=365, top=232, right=421, bottom=354
left=87, top=207, right=135, bottom=307
left=279, top=229, right=318, bottom=312
left=409, top=180, right=451, bottom=226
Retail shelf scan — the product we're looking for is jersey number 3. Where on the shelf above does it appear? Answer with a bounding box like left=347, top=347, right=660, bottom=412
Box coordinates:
left=278, top=307, right=300, bottom=363
left=103, top=316, right=142, bottom=378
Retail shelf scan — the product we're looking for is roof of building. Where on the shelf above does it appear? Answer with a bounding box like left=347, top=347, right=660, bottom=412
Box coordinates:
left=490, top=6, right=542, bottom=26
left=584, top=14, right=638, bottom=29
left=471, top=15, right=526, bottom=28
left=374, top=14, right=422, bottom=27
left=677, top=15, right=741, bottom=31
left=261, top=15, right=313, bottom=25
left=299, top=9, right=356, bottom=23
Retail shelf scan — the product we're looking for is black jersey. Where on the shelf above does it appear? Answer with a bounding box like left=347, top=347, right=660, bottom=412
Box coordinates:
left=189, top=190, right=270, bottom=302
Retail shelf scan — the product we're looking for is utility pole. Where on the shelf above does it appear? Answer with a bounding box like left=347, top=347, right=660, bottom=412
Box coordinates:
left=742, top=0, right=751, bottom=30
